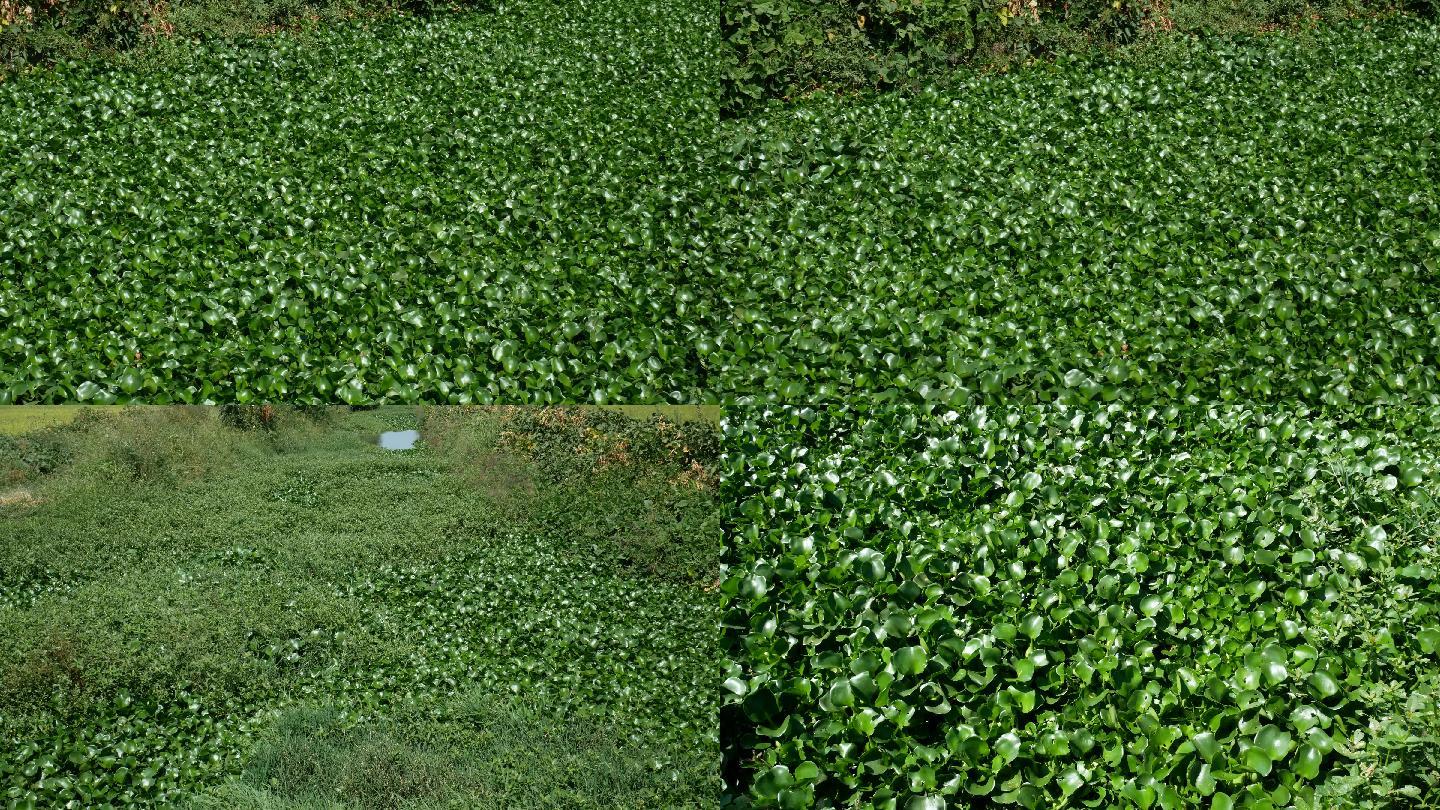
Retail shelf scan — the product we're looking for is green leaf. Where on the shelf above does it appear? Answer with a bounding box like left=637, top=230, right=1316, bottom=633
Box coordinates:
left=1195, top=763, right=1215, bottom=796
left=754, top=765, right=795, bottom=799
left=995, top=732, right=1021, bottom=763
left=855, top=548, right=888, bottom=581
left=1192, top=731, right=1220, bottom=761
left=852, top=709, right=880, bottom=736
left=1019, top=614, right=1044, bottom=639
left=895, top=646, right=928, bottom=677
left=1293, top=744, right=1323, bottom=780
left=1308, top=671, right=1340, bottom=699
left=1243, top=746, right=1273, bottom=776
left=1418, top=627, right=1440, bottom=655
left=1255, top=725, right=1294, bottom=761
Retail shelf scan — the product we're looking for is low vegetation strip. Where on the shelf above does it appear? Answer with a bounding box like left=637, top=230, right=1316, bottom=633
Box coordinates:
left=721, top=403, right=1440, bottom=807
left=720, top=0, right=1435, bottom=108
left=0, top=406, right=719, bottom=808
left=0, top=0, right=478, bottom=74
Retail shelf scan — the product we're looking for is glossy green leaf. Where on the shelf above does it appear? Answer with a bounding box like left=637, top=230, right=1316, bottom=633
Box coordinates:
left=895, top=646, right=928, bottom=677
left=1192, top=731, right=1221, bottom=761
left=1255, top=725, right=1294, bottom=761
left=1243, top=746, right=1273, bottom=777
left=1293, top=744, right=1324, bottom=780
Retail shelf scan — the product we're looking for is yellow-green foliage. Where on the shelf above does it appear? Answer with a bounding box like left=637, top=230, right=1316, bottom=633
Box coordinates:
left=0, top=405, right=94, bottom=435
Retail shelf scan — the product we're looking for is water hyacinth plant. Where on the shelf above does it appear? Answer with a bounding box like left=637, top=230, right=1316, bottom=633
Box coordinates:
left=2, top=17, right=1439, bottom=404
left=722, top=403, right=1440, bottom=807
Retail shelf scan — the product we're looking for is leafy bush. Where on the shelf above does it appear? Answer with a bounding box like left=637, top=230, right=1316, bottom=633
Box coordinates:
left=0, top=427, right=72, bottom=482
left=219, top=404, right=338, bottom=434
left=0, top=0, right=490, bottom=75
left=77, top=406, right=243, bottom=484
left=421, top=406, right=721, bottom=584
left=721, top=403, right=1440, bottom=807
left=1307, top=672, right=1440, bottom=806
left=0, top=0, right=159, bottom=71
left=721, top=0, right=1417, bottom=106
left=0, top=406, right=247, bottom=488
left=492, top=407, right=720, bottom=484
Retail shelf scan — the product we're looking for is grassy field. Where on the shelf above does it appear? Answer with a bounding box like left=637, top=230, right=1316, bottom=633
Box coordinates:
left=0, top=405, right=94, bottom=435
left=0, top=405, right=718, bottom=808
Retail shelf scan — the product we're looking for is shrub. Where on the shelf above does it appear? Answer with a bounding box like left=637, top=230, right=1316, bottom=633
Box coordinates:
left=0, top=0, right=492, bottom=74
left=0, top=428, right=72, bottom=483
left=721, top=0, right=1414, bottom=108
left=421, top=407, right=721, bottom=584
left=79, top=406, right=236, bottom=484
left=0, top=0, right=159, bottom=71
left=219, top=404, right=337, bottom=435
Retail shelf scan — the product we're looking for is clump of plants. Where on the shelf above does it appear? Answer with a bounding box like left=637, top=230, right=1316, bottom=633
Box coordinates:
left=0, top=0, right=493, bottom=76
left=721, top=0, right=1427, bottom=107
left=0, top=426, right=72, bottom=483
left=422, top=406, right=721, bottom=584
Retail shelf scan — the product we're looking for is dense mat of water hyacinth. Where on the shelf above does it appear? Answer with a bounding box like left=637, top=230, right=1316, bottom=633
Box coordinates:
left=3, top=20, right=1438, bottom=406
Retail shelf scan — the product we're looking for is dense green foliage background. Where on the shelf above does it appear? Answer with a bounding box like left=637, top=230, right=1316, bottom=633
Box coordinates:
left=712, top=19, right=1440, bottom=405
left=0, top=0, right=717, bottom=404
left=712, top=17, right=1440, bottom=807
left=721, top=403, right=1440, bottom=807
left=720, top=0, right=1431, bottom=108
left=0, top=406, right=719, bottom=807
left=3, top=16, right=1439, bottom=404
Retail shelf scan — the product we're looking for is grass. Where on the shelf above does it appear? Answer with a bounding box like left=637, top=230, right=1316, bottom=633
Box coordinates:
left=191, top=696, right=705, bottom=810
left=0, top=405, right=96, bottom=434
left=0, top=405, right=718, bottom=808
